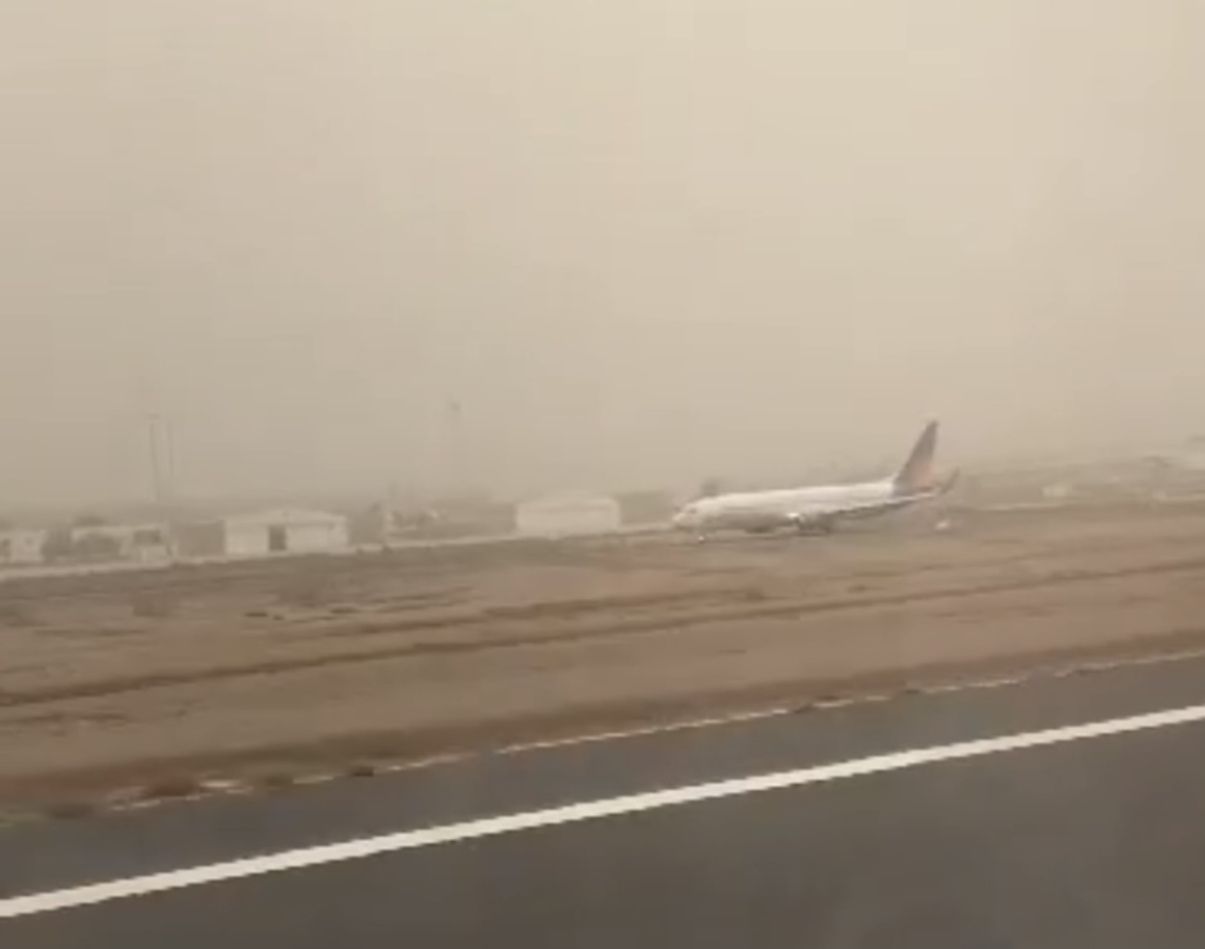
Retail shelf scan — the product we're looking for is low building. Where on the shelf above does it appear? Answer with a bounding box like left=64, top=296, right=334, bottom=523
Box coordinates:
left=515, top=492, right=621, bottom=538
left=406, top=498, right=516, bottom=540
left=176, top=508, right=349, bottom=559
left=0, top=528, right=46, bottom=565
left=69, top=523, right=170, bottom=563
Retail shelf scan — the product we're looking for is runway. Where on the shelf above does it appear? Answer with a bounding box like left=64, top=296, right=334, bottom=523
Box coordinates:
left=6, top=653, right=1205, bottom=947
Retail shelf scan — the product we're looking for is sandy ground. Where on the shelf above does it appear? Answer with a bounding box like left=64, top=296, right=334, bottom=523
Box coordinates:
left=4, top=501, right=1205, bottom=809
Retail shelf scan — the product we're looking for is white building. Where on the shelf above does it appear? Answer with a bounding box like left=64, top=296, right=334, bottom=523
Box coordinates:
left=0, top=528, right=46, bottom=565
left=515, top=492, right=621, bottom=538
left=177, top=509, right=350, bottom=559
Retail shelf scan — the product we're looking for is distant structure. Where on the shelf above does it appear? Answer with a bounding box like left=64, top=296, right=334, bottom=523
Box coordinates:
left=515, top=492, right=621, bottom=538
left=69, top=523, right=170, bottom=563
left=175, top=508, right=349, bottom=559
left=0, top=528, right=47, bottom=566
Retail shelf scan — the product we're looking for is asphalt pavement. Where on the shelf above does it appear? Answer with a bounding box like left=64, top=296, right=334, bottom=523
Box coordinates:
left=6, top=653, right=1205, bottom=947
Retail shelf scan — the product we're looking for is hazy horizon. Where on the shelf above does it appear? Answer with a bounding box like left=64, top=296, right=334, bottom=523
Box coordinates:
left=7, top=1, right=1205, bottom=506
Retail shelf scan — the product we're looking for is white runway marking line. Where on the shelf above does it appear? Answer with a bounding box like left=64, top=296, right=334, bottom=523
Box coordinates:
left=5, top=702, right=1205, bottom=920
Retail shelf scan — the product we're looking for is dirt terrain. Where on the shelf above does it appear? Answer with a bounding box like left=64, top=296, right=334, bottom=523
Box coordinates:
left=4, top=501, right=1205, bottom=811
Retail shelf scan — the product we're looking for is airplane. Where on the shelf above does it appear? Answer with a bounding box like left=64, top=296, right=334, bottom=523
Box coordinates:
left=670, top=421, right=957, bottom=537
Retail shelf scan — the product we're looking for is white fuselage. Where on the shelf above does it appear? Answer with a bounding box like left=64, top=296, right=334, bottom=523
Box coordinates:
left=672, top=479, right=895, bottom=533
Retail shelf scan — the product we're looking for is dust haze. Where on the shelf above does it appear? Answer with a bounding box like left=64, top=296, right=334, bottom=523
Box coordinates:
left=5, top=1, right=1204, bottom=505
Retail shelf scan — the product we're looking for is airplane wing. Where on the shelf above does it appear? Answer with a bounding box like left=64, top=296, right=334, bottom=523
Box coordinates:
left=784, top=494, right=922, bottom=530
left=827, top=493, right=936, bottom=521
left=785, top=472, right=958, bottom=531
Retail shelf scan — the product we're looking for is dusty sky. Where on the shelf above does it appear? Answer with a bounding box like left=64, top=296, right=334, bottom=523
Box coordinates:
left=5, top=1, right=1205, bottom=504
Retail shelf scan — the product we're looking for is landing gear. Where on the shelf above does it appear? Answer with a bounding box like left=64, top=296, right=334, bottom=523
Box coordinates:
left=795, top=518, right=835, bottom=536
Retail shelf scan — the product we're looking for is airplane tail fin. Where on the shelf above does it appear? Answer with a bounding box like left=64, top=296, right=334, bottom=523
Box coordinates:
left=893, top=421, right=939, bottom=495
